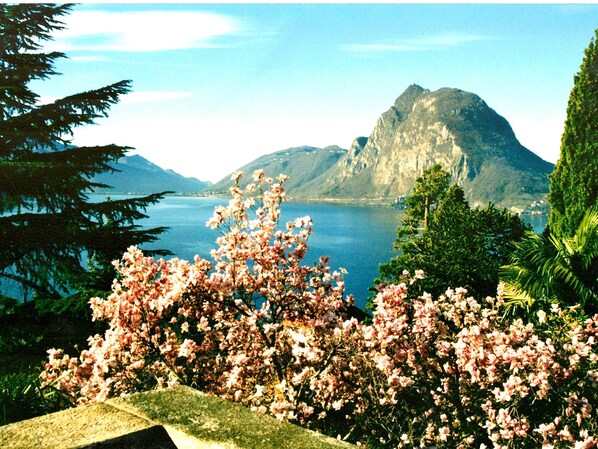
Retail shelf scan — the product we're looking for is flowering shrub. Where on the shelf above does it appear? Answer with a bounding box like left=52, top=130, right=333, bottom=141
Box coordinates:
left=41, top=171, right=598, bottom=448
left=41, top=170, right=356, bottom=429
left=355, top=277, right=598, bottom=448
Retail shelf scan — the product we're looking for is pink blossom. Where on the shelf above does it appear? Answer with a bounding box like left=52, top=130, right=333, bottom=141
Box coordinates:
left=40, top=173, right=598, bottom=448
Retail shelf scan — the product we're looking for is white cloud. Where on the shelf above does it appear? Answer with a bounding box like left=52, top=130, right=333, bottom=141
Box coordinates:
left=50, top=10, right=243, bottom=52
left=420, top=34, right=493, bottom=47
left=345, top=33, right=493, bottom=53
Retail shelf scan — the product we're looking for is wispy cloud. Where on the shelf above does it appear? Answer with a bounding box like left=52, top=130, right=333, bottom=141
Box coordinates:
left=344, top=33, right=493, bottom=53
left=49, top=10, right=243, bottom=52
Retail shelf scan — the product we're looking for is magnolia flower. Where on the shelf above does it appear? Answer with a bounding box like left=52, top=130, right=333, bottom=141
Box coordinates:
left=252, top=169, right=265, bottom=182
left=294, top=216, right=312, bottom=228
left=550, top=303, right=560, bottom=313
left=230, top=171, right=243, bottom=183
left=40, top=175, right=598, bottom=448
left=254, top=385, right=264, bottom=397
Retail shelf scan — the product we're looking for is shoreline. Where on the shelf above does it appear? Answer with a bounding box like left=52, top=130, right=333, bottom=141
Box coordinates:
left=92, top=190, right=550, bottom=214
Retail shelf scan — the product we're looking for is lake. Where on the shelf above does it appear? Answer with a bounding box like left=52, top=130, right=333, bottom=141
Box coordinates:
left=107, top=195, right=547, bottom=310
left=129, top=196, right=401, bottom=309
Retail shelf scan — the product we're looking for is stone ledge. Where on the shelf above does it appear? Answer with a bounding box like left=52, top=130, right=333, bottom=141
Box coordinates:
left=0, top=386, right=355, bottom=449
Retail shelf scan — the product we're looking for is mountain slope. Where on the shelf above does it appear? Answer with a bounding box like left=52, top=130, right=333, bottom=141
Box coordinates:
left=207, top=146, right=347, bottom=194
left=92, top=154, right=210, bottom=194
left=295, top=85, right=554, bottom=207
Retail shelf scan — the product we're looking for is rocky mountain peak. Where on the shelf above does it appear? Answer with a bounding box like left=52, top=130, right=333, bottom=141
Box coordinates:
left=294, top=85, right=553, bottom=208
left=211, top=84, right=553, bottom=209
left=414, top=88, right=518, bottom=143
left=393, top=84, right=429, bottom=120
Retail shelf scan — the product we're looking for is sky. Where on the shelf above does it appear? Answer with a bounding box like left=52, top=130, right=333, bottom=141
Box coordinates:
left=34, top=3, right=598, bottom=183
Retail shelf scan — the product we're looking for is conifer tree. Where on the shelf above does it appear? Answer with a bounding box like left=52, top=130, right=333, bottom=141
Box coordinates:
left=0, top=4, right=168, bottom=302
left=375, top=168, right=528, bottom=303
left=549, top=29, right=598, bottom=237
left=404, top=163, right=451, bottom=230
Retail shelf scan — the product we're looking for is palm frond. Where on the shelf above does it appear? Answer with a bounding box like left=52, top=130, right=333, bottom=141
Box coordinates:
left=499, top=208, right=598, bottom=315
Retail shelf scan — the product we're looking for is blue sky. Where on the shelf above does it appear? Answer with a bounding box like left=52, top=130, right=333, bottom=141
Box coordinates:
left=35, top=3, right=598, bottom=183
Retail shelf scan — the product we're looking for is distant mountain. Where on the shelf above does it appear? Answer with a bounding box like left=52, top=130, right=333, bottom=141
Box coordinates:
left=207, top=146, right=347, bottom=194
left=295, top=85, right=554, bottom=208
left=92, top=154, right=210, bottom=194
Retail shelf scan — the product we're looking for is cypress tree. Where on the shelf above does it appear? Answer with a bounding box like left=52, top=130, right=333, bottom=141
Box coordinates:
left=0, top=4, right=169, bottom=301
left=549, top=29, right=598, bottom=237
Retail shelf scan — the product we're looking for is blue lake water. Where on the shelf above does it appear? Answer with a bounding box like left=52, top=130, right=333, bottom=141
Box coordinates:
left=97, top=195, right=548, bottom=310
left=133, top=196, right=402, bottom=309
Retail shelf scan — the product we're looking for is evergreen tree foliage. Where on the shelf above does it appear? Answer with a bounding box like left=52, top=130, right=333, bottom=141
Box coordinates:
left=549, top=28, right=598, bottom=237
left=404, top=163, right=451, bottom=229
left=0, top=4, right=169, bottom=302
left=375, top=173, right=528, bottom=304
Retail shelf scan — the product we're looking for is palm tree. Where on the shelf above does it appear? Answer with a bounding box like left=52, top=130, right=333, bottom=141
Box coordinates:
left=500, top=208, right=598, bottom=316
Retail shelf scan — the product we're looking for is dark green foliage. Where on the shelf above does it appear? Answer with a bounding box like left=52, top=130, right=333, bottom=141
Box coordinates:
left=0, top=369, right=64, bottom=425
left=374, top=172, right=528, bottom=303
left=501, top=208, right=598, bottom=316
left=0, top=297, right=105, bottom=360
left=0, top=4, right=169, bottom=301
left=0, top=299, right=101, bottom=424
left=549, top=29, right=598, bottom=237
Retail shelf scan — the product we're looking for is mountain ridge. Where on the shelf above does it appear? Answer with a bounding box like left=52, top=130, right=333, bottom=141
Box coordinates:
left=211, top=85, right=554, bottom=209
left=295, top=85, right=553, bottom=207
left=93, top=154, right=211, bottom=195
left=206, top=145, right=347, bottom=194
